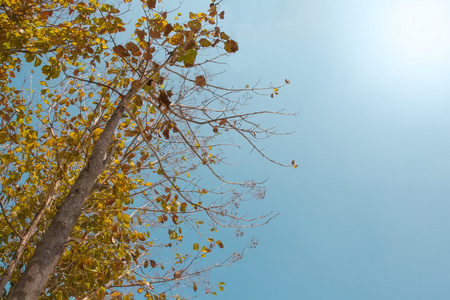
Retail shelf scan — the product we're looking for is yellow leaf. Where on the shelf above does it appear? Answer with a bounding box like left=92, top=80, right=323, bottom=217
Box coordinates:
left=93, top=128, right=103, bottom=136
left=186, top=172, right=190, bottom=177
left=111, top=292, right=121, bottom=296
left=145, top=182, right=152, bottom=186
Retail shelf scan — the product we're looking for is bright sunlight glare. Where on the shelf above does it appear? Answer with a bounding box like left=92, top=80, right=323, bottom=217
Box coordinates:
left=386, top=1, right=450, bottom=66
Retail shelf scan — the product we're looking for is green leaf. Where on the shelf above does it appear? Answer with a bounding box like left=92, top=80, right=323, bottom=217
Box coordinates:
left=180, top=49, right=197, bottom=67
left=199, top=38, right=212, bottom=47
left=34, top=57, right=42, bottom=67
left=56, top=291, right=63, bottom=300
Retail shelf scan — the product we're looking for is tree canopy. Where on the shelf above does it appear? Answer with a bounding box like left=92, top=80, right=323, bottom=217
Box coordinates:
left=0, top=0, right=293, bottom=299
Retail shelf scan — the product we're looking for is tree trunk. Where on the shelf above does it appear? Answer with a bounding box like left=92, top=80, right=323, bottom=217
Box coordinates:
left=6, top=87, right=136, bottom=300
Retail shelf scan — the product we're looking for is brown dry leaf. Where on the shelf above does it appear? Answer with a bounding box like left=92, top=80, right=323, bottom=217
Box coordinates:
left=162, top=128, right=170, bottom=139
left=150, top=260, right=157, bottom=268
left=143, top=48, right=153, bottom=61
left=158, top=90, right=171, bottom=108
left=164, top=23, right=174, bottom=36
left=149, top=30, right=161, bottom=39
left=147, top=0, right=156, bottom=9
left=85, top=45, right=94, bottom=54
left=126, top=42, right=138, bottom=52
left=195, top=75, right=206, bottom=87
left=172, top=214, right=178, bottom=224
left=113, top=45, right=129, bottom=57
left=135, top=28, right=146, bottom=41
left=224, top=40, right=239, bottom=53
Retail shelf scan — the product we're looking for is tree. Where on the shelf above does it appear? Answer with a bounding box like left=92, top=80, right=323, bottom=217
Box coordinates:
left=0, top=0, right=293, bottom=299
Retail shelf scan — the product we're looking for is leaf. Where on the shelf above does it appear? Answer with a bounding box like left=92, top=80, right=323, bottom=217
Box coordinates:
left=143, top=48, right=153, bottom=61
left=171, top=214, right=178, bottom=224
left=193, top=282, right=197, bottom=292
left=113, top=45, right=130, bottom=57
left=180, top=49, right=197, bottom=67
left=149, top=30, right=161, bottom=39
left=135, top=28, right=146, bottom=41
left=147, top=0, right=156, bottom=9
left=56, top=291, right=63, bottom=300
left=216, top=240, right=224, bottom=248
left=187, top=20, right=201, bottom=32
left=195, top=75, right=206, bottom=87
left=219, top=11, right=225, bottom=19
left=125, top=42, right=140, bottom=56
left=34, top=57, right=42, bottom=67
left=199, top=38, right=212, bottom=47
left=150, top=260, right=157, bottom=268
left=193, top=243, right=199, bottom=250
left=157, top=90, right=171, bottom=108
left=224, top=40, right=239, bottom=53
left=220, top=32, right=229, bottom=40
left=285, top=79, right=290, bottom=84
left=92, top=128, right=103, bottom=137
left=163, top=24, right=174, bottom=37
left=169, top=33, right=184, bottom=45
left=201, top=246, right=211, bottom=253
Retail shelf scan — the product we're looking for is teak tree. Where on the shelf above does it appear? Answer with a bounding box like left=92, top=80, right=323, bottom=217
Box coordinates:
left=0, top=0, right=294, bottom=299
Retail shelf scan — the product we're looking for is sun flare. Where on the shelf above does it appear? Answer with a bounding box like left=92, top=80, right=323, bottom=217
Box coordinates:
left=388, top=1, right=450, bottom=63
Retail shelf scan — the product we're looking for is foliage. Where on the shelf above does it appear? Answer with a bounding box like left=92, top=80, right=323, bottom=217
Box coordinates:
left=0, top=0, right=291, bottom=299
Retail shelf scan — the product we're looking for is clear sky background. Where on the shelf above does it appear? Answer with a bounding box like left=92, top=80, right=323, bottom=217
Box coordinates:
left=196, top=0, right=450, bottom=299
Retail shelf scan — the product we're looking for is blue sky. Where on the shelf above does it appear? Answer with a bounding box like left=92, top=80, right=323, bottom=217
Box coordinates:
left=201, top=0, right=450, bottom=299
